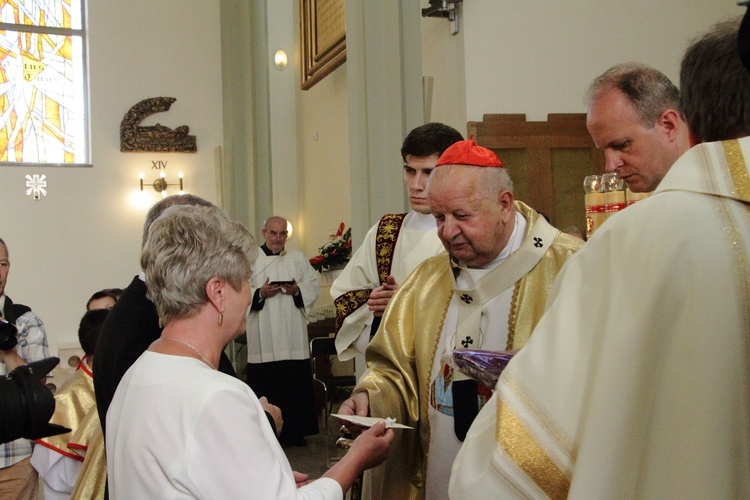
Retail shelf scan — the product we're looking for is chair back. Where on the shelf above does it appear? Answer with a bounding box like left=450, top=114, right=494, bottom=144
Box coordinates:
left=310, top=336, right=338, bottom=358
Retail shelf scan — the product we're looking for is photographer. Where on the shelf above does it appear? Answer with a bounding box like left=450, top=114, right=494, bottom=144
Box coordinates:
left=0, top=236, right=49, bottom=499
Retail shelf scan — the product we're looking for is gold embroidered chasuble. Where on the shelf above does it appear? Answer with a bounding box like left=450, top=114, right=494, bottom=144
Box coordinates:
left=34, top=359, right=106, bottom=498
left=355, top=201, right=582, bottom=499
left=69, top=418, right=106, bottom=500
left=36, top=361, right=95, bottom=460
left=450, top=138, right=750, bottom=499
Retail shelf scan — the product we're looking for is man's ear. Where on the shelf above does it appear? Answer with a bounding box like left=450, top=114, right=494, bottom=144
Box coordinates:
left=659, top=109, right=682, bottom=141
left=499, top=190, right=515, bottom=219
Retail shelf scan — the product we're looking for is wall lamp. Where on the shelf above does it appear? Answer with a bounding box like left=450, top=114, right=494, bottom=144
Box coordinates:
left=274, top=50, right=288, bottom=70
left=140, top=171, right=184, bottom=196
left=422, top=0, right=462, bottom=35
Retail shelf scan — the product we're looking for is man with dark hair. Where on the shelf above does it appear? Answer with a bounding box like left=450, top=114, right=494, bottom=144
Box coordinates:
left=78, top=309, right=108, bottom=356
left=586, top=62, right=690, bottom=192
left=0, top=236, right=48, bottom=499
left=451, top=16, right=750, bottom=498
left=332, top=123, right=464, bottom=360
left=85, top=288, right=123, bottom=311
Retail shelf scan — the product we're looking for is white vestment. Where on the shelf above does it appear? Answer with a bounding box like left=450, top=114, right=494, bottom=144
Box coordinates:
left=450, top=137, right=750, bottom=499
left=332, top=211, right=444, bottom=360
left=246, top=248, right=320, bottom=362
left=426, top=214, right=526, bottom=500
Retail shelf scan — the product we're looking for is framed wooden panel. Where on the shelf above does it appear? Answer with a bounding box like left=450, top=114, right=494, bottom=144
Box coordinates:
left=468, top=114, right=605, bottom=233
left=300, top=0, right=346, bottom=90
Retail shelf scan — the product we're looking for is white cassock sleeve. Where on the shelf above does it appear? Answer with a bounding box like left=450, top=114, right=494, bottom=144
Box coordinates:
left=30, top=445, right=83, bottom=499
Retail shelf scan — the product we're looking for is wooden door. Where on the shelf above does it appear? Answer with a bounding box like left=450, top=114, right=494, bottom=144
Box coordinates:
left=468, top=114, right=605, bottom=234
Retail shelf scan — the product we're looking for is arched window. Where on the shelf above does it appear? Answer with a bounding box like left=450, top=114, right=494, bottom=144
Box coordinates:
left=0, top=0, right=88, bottom=166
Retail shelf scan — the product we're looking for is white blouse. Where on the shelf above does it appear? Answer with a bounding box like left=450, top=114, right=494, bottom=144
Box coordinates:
left=107, top=351, right=341, bottom=499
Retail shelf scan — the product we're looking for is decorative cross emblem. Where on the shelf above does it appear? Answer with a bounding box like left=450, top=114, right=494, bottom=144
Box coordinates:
left=533, top=237, right=543, bottom=248
left=460, top=294, right=473, bottom=304
left=461, top=336, right=473, bottom=348
left=25, top=174, right=47, bottom=200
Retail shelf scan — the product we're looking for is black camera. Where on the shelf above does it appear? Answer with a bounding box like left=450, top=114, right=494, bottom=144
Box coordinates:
left=0, top=320, right=18, bottom=350
left=0, top=357, right=70, bottom=444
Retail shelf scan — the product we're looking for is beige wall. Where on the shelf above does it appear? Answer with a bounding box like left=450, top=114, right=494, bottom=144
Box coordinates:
left=461, top=1, right=739, bottom=121
left=299, top=66, right=351, bottom=258
left=420, top=0, right=467, bottom=134
left=0, top=0, right=224, bottom=353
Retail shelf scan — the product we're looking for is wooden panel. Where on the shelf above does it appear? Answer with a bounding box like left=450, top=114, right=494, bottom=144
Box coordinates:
left=551, top=148, right=596, bottom=233
left=301, top=0, right=346, bottom=90
left=468, top=114, right=604, bottom=231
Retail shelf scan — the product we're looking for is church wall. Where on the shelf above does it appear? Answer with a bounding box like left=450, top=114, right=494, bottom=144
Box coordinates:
left=299, top=66, right=352, bottom=260
left=420, top=1, right=467, bottom=134
left=0, top=0, right=224, bottom=353
left=461, top=0, right=740, bottom=121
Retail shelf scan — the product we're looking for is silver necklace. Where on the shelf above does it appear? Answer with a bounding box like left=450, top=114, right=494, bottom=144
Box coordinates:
left=161, top=337, right=217, bottom=370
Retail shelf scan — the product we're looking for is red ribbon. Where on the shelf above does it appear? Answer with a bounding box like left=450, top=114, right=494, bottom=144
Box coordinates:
left=603, top=203, right=627, bottom=212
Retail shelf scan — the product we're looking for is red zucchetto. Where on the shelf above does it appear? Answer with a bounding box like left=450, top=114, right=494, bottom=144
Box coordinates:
left=435, top=138, right=503, bottom=168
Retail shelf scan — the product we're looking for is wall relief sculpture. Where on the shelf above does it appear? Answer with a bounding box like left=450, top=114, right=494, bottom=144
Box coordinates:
left=120, top=97, right=197, bottom=152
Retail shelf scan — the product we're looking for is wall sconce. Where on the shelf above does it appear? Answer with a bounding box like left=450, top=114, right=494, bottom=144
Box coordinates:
left=286, top=220, right=294, bottom=239
left=422, top=0, right=462, bottom=35
left=274, top=50, right=288, bottom=70
left=139, top=171, right=184, bottom=196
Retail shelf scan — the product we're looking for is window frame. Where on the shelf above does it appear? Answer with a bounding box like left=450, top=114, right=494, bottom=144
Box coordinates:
left=0, top=0, right=91, bottom=168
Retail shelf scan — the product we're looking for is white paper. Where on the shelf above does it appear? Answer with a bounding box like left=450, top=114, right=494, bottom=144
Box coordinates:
left=331, top=413, right=413, bottom=429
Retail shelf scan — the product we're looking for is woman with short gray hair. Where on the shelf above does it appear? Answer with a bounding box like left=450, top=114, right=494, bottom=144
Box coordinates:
left=106, top=205, right=393, bottom=499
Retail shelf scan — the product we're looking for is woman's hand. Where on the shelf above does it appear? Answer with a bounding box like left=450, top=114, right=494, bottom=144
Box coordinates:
left=322, top=420, right=394, bottom=492
left=346, top=421, right=394, bottom=470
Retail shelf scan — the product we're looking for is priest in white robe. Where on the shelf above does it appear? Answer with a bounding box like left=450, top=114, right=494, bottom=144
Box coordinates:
left=332, top=123, right=463, bottom=360
left=246, top=216, right=320, bottom=447
left=450, top=17, right=750, bottom=499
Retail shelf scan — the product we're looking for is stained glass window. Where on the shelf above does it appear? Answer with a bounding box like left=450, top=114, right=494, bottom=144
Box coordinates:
left=0, top=0, right=88, bottom=166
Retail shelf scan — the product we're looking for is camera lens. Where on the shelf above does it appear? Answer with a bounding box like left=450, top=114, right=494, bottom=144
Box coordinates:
left=0, top=358, right=70, bottom=444
left=0, top=321, right=18, bottom=351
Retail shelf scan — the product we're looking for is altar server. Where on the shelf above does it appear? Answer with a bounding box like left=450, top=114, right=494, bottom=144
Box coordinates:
left=332, top=123, right=463, bottom=360
left=246, top=216, right=320, bottom=447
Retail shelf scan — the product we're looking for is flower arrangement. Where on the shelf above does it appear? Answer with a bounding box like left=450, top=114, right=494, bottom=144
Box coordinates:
left=309, top=222, right=352, bottom=272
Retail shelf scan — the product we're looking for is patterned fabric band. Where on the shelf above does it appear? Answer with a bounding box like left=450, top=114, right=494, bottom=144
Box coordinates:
left=374, top=213, right=407, bottom=284
left=333, top=213, right=406, bottom=334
